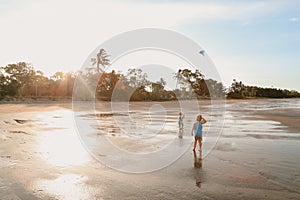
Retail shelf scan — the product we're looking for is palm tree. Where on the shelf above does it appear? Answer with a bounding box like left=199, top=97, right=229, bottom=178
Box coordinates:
left=158, top=77, right=166, bottom=88
left=91, top=48, right=110, bottom=73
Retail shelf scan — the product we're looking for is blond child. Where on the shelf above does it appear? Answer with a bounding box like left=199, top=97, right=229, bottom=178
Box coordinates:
left=191, top=115, right=207, bottom=151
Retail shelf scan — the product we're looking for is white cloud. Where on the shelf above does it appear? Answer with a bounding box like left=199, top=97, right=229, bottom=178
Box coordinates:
left=289, top=17, right=300, bottom=22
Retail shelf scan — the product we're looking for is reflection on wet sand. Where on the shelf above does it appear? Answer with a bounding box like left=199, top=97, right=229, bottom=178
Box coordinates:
left=32, top=174, right=100, bottom=200
left=194, top=150, right=203, bottom=188
left=37, top=130, right=91, bottom=167
left=35, top=110, right=91, bottom=167
left=194, top=150, right=202, bottom=168
left=178, top=129, right=183, bottom=138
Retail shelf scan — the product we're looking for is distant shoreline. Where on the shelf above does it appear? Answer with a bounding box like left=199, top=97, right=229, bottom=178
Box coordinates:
left=1, top=97, right=299, bottom=105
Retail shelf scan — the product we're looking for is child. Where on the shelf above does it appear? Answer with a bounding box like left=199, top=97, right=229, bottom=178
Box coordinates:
left=178, top=112, right=184, bottom=130
left=191, top=115, right=207, bottom=151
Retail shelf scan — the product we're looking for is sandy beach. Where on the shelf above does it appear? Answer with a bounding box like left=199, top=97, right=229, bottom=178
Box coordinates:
left=0, top=99, right=299, bottom=200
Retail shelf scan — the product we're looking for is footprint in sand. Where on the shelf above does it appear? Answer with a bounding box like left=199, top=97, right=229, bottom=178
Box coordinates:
left=9, top=130, right=30, bottom=135
left=13, top=119, right=32, bottom=124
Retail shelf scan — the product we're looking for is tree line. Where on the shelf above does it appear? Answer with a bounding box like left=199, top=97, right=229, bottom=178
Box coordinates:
left=0, top=62, right=76, bottom=101
left=227, top=79, right=300, bottom=99
left=1, top=48, right=299, bottom=101
left=0, top=62, right=226, bottom=101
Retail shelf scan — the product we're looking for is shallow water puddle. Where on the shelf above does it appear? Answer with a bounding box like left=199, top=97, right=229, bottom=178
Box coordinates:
left=34, top=110, right=92, bottom=167
left=34, top=110, right=75, bottom=128
left=32, top=174, right=102, bottom=200
left=36, top=130, right=91, bottom=167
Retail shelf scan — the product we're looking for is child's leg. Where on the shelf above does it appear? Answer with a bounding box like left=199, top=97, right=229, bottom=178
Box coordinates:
left=198, top=138, right=202, bottom=151
left=193, top=137, right=197, bottom=151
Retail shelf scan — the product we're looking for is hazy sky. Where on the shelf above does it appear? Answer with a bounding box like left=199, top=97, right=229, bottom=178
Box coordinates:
left=0, top=0, right=299, bottom=91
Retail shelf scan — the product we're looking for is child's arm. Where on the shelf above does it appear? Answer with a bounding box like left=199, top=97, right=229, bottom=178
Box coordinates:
left=191, top=124, right=194, bottom=136
left=201, top=118, right=207, bottom=124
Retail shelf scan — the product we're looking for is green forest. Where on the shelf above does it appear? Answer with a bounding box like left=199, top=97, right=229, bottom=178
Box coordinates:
left=227, top=79, right=300, bottom=99
left=1, top=61, right=299, bottom=101
left=1, top=49, right=299, bottom=101
left=0, top=62, right=225, bottom=101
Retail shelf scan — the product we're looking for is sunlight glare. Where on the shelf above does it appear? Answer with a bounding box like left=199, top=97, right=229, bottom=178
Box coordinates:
left=35, top=110, right=91, bottom=167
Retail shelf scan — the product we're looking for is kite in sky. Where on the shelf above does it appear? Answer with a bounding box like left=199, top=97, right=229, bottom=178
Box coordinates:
left=199, top=50, right=205, bottom=56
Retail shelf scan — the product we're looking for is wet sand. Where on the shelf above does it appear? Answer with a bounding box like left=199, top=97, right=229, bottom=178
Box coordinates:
left=0, top=99, right=299, bottom=199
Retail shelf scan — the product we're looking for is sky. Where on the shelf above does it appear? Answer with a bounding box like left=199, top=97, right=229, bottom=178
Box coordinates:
left=0, top=0, right=299, bottom=91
